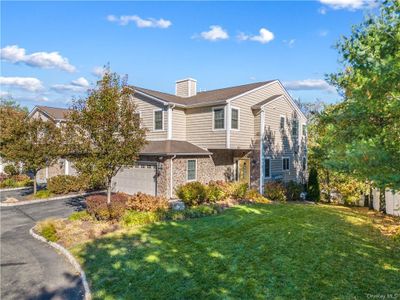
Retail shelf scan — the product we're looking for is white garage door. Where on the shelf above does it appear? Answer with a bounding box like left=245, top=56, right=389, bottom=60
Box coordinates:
left=112, top=163, right=157, bottom=196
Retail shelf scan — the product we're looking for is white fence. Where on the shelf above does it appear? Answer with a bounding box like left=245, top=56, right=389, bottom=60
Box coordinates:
left=370, top=189, right=400, bottom=216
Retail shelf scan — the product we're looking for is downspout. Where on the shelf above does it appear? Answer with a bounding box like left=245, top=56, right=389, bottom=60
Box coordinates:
left=259, top=108, right=265, bottom=194
left=167, top=104, right=175, bottom=140
left=226, top=102, right=231, bottom=148
left=170, top=155, right=176, bottom=199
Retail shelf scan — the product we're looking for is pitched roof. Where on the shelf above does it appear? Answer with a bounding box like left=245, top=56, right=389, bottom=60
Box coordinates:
left=141, top=140, right=211, bottom=156
left=36, top=106, right=72, bottom=121
left=251, top=94, right=283, bottom=110
left=134, top=80, right=276, bottom=107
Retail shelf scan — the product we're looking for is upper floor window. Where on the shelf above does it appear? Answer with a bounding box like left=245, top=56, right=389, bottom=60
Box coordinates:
left=282, top=157, right=290, bottom=171
left=231, top=108, right=239, bottom=130
left=302, top=157, right=307, bottom=171
left=154, top=110, right=163, bottom=131
left=213, top=108, right=225, bottom=130
left=187, top=159, right=197, bottom=181
left=302, top=124, right=307, bottom=136
left=292, top=119, right=299, bottom=137
left=280, top=116, right=285, bottom=130
left=134, top=112, right=141, bottom=128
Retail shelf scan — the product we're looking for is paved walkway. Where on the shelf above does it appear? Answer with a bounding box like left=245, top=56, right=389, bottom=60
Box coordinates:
left=1, top=196, right=86, bottom=300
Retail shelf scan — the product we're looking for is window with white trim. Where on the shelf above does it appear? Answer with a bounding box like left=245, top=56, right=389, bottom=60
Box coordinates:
left=280, top=116, right=285, bottom=129
left=302, top=124, right=307, bottom=136
left=264, top=158, right=271, bottom=178
left=302, top=157, right=307, bottom=171
left=154, top=110, right=163, bottom=130
left=231, top=108, right=239, bottom=130
left=187, top=159, right=196, bottom=181
left=213, top=108, right=225, bottom=129
left=282, top=157, right=290, bottom=171
left=134, top=112, right=141, bottom=128
left=292, top=119, right=298, bottom=137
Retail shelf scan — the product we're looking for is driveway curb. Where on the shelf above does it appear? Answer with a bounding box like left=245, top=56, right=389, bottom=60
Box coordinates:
left=0, top=186, right=32, bottom=192
left=0, top=190, right=105, bottom=207
left=29, top=227, right=91, bottom=300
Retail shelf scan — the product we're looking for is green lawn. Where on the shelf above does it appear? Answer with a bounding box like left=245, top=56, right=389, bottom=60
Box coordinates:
left=71, top=204, right=400, bottom=299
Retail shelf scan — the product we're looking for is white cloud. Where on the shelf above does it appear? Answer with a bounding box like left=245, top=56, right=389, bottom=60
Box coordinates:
left=318, top=7, right=328, bottom=14
left=0, top=76, right=44, bottom=92
left=283, top=39, right=296, bottom=48
left=319, top=0, right=376, bottom=10
left=200, top=26, right=229, bottom=41
left=52, top=77, right=90, bottom=93
left=71, top=77, right=89, bottom=88
left=92, top=66, right=106, bottom=78
left=0, top=45, right=76, bottom=72
left=238, top=28, right=275, bottom=44
left=107, top=14, right=172, bottom=28
left=283, top=79, right=336, bottom=93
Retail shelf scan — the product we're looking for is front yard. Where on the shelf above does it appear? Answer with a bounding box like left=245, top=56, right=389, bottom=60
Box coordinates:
left=69, top=204, right=400, bottom=299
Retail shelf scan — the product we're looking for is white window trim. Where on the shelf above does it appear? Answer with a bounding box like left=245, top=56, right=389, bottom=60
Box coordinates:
left=280, top=115, right=286, bottom=130
left=186, top=159, right=197, bottom=182
left=282, top=156, right=290, bottom=172
left=302, top=156, right=307, bottom=171
left=230, top=106, right=240, bottom=131
left=153, top=109, right=165, bottom=132
left=264, top=157, right=271, bottom=179
left=292, top=118, right=299, bottom=138
left=212, top=106, right=226, bottom=131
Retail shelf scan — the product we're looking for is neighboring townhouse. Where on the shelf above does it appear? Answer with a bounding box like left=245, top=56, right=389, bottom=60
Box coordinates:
left=112, top=78, right=308, bottom=198
left=28, top=106, right=77, bottom=183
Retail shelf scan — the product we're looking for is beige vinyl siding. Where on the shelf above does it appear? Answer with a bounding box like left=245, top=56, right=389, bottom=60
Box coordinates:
left=130, top=94, right=168, bottom=140
left=172, top=107, right=186, bottom=140
left=31, top=110, right=51, bottom=122
left=186, top=106, right=226, bottom=149
left=176, top=82, right=189, bottom=98
left=230, top=81, right=283, bottom=149
left=262, top=95, right=307, bottom=183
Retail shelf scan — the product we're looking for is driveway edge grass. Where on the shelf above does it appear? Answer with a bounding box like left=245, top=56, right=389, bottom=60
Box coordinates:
left=29, top=227, right=92, bottom=300
left=0, top=190, right=105, bottom=207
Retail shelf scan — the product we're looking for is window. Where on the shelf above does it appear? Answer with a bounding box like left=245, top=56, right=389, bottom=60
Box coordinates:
left=302, top=157, right=307, bottom=171
left=282, top=157, right=290, bottom=171
left=231, top=108, right=239, bottom=130
left=213, top=108, right=225, bottom=129
left=187, top=159, right=196, bottom=181
left=264, top=158, right=271, bottom=178
left=292, top=119, right=298, bottom=137
left=302, top=124, right=307, bottom=136
left=154, top=110, right=163, bottom=130
left=134, top=112, right=141, bottom=128
left=280, top=116, right=285, bottom=129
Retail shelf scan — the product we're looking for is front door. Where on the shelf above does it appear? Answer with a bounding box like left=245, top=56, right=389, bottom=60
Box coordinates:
left=237, top=158, right=251, bottom=186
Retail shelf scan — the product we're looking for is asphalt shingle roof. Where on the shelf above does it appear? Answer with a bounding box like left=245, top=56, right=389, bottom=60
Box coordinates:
left=37, top=106, right=72, bottom=121
left=141, top=140, right=211, bottom=155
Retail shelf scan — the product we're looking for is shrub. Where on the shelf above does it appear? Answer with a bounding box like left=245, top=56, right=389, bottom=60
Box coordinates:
left=36, top=219, right=58, bottom=242
left=4, top=164, right=18, bottom=176
left=206, top=182, right=226, bottom=202
left=245, top=189, right=271, bottom=204
left=166, top=204, right=220, bottom=221
left=307, top=167, right=321, bottom=202
left=86, top=193, right=129, bottom=221
left=35, top=189, right=53, bottom=199
left=47, top=175, right=84, bottom=194
left=126, top=192, right=169, bottom=212
left=231, top=182, right=248, bottom=200
left=68, top=210, right=93, bottom=221
left=285, top=181, right=304, bottom=201
left=264, top=182, right=287, bottom=202
left=0, top=178, right=16, bottom=188
left=176, top=181, right=207, bottom=206
left=121, top=210, right=165, bottom=226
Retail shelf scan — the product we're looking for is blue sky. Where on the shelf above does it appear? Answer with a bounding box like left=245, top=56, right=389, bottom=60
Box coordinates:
left=1, top=1, right=376, bottom=109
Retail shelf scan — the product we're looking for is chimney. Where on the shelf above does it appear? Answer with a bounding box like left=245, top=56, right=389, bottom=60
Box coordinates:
left=175, top=78, right=197, bottom=97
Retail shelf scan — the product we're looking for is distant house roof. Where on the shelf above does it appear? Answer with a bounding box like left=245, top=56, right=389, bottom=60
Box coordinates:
left=251, top=94, right=283, bottom=110
left=31, top=106, right=72, bottom=121
left=141, top=140, right=211, bottom=156
left=134, top=80, right=276, bottom=107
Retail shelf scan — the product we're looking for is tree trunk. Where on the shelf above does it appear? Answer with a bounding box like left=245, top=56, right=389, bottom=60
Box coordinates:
left=33, top=172, right=37, bottom=195
left=107, top=181, right=112, bottom=205
left=326, top=170, right=331, bottom=203
left=369, top=185, right=374, bottom=210
left=379, top=188, right=386, bottom=213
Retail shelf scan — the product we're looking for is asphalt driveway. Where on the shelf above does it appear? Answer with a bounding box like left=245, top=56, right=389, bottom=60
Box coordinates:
left=1, top=196, right=86, bottom=299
